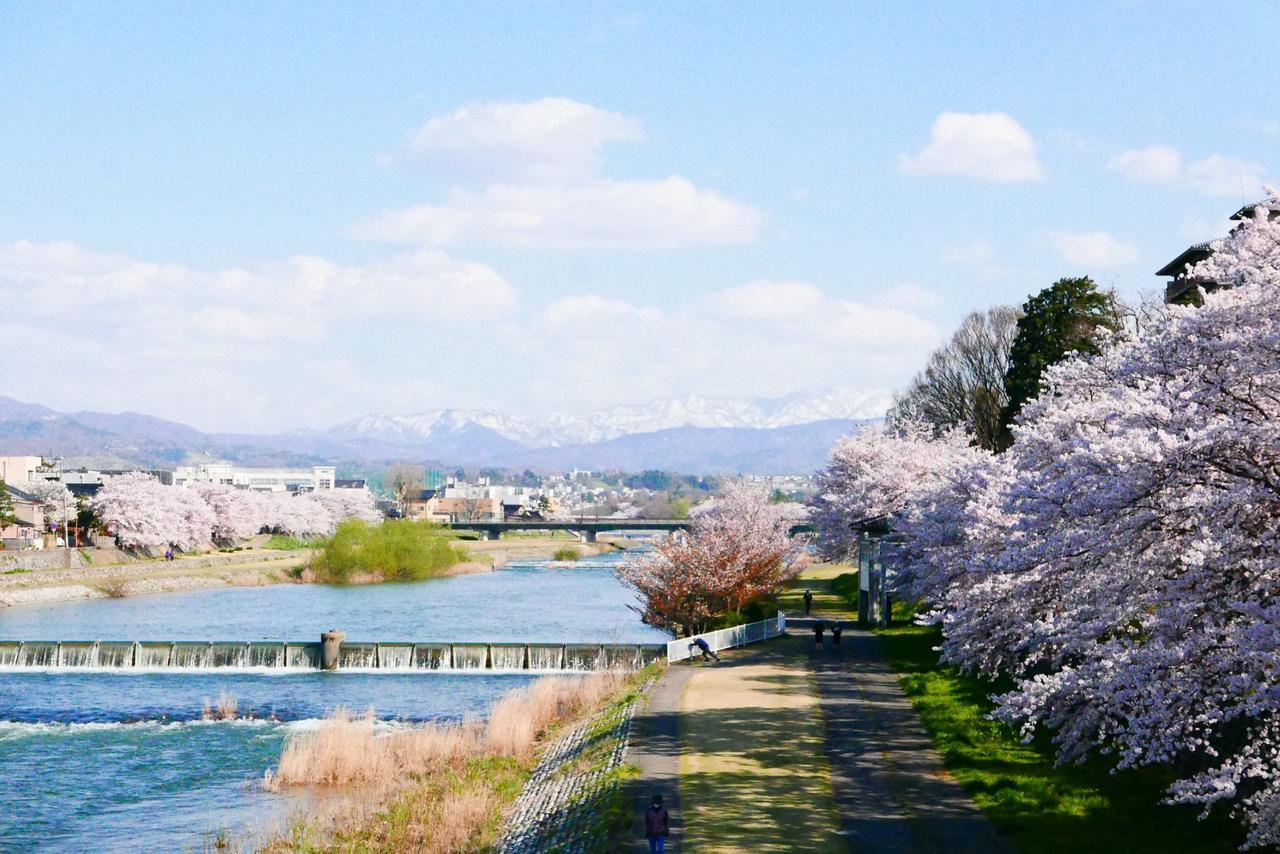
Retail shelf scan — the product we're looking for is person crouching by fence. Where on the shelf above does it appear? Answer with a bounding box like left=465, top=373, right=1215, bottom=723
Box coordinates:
left=691, top=636, right=721, bottom=662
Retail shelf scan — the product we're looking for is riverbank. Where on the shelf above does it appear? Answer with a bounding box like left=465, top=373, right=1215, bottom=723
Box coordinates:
left=260, top=668, right=651, bottom=852
left=0, top=535, right=628, bottom=608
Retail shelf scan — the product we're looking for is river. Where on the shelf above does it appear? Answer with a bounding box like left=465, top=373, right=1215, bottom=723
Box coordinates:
left=0, top=555, right=666, bottom=852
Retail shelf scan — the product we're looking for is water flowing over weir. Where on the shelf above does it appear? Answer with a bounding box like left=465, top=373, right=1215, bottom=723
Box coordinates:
left=0, top=639, right=663, bottom=672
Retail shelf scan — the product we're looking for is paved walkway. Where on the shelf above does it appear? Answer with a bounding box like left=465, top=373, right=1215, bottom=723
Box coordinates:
left=622, top=663, right=695, bottom=852
left=810, top=629, right=1011, bottom=853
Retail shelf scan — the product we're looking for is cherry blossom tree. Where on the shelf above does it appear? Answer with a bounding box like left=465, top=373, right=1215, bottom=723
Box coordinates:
left=877, top=189, right=1280, bottom=846
left=19, top=479, right=76, bottom=532
left=313, top=488, right=380, bottom=525
left=190, top=482, right=262, bottom=541
left=92, top=472, right=215, bottom=550
left=811, top=419, right=984, bottom=562
left=618, top=482, right=807, bottom=636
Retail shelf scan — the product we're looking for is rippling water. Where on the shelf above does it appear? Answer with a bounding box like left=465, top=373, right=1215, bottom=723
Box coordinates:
left=0, top=557, right=666, bottom=852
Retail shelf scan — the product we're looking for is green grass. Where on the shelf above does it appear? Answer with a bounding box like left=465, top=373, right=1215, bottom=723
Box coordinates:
left=552, top=546, right=580, bottom=561
left=876, top=620, right=1242, bottom=853
left=310, top=519, right=469, bottom=584
left=262, top=534, right=317, bottom=550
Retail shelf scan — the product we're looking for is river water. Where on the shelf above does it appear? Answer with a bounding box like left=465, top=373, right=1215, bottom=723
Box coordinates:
left=0, top=556, right=666, bottom=852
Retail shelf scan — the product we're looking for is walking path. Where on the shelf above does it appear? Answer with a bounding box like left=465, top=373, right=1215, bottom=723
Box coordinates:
left=622, top=663, right=694, bottom=851
left=677, top=637, right=844, bottom=853
left=811, top=629, right=1011, bottom=853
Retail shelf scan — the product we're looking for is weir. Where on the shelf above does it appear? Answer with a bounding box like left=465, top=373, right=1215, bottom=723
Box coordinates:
left=0, top=638, right=664, bottom=672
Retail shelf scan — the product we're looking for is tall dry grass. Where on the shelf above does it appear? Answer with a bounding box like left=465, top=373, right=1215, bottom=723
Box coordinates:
left=201, top=690, right=238, bottom=721
left=264, top=672, right=625, bottom=791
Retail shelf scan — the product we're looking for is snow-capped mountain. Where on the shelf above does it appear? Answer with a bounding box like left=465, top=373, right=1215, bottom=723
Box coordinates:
left=326, top=390, right=891, bottom=448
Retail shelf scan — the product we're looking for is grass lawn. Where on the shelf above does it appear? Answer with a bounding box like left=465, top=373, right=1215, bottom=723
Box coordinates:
left=680, top=637, right=844, bottom=853
left=777, top=562, right=858, bottom=619
left=876, top=618, right=1243, bottom=853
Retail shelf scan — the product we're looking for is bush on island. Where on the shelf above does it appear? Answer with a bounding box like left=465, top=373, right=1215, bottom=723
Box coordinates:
left=312, top=520, right=469, bottom=584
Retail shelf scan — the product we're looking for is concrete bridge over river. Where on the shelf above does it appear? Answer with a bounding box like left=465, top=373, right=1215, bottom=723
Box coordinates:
left=445, top=517, right=816, bottom=542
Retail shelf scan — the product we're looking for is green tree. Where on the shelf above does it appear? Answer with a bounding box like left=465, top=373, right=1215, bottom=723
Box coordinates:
left=0, top=479, right=17, bottom=531
left=997, top=276, right=1119, bottom=450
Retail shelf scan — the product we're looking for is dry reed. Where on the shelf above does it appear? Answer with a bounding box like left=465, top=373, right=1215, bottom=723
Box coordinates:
left=264, top=672, right=625, bottom=790
left=201, top=690, right=238, bottom=721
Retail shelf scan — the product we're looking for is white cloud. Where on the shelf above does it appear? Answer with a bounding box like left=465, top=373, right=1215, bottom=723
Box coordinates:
left=350, top=177, right=765, bottom=249
left=715, top=280, right=826, bottom=320
left=897, top=112, right=1043, bottom=183
left=1108, top=144, right=1183, bottom=184
left=390, top=97, right=643, bottom=183
left=875, top=283, right=943, bottom=311
left=1108, top=144, right=1267, bottom=197
left=1043, top=230, right=1140, bottom=267
left=536, top=281, right=940, bottom=408
left=1186, top=154, right=1267, bottom=197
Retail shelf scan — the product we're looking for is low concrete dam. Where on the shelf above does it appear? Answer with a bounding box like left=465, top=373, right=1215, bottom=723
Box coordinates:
left=0, top=638, right=665, bottom=672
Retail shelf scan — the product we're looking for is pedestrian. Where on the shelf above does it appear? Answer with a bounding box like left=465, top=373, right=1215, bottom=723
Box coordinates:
left=813, top=620, right=825, bottom=648
left=691, top=636, right=720, bottom=662
left=645, top=793, right=671, bottom=853
left=832, top=622, right=843, bottom=647
left=164, top=546, right=174, bottom=562
left=803, top=589, right=813, bottom=615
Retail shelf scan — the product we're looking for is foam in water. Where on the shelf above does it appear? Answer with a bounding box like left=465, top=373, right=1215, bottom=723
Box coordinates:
left=0, top=642, right=19, bottom=667
left=452, top=644, right=488, bottom=670
left=527, top=644, right=565, bottom=670
left=489, top=644, right=525, bottom=670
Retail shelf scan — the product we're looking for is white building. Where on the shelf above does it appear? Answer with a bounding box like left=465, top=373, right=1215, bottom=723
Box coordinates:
left=172, top=463, right=337, bottom=493
left=0, top=456, right=53, bottom=485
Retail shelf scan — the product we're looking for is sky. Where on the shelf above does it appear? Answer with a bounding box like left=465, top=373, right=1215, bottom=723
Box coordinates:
left=1, top=2, right=1277, bottom=432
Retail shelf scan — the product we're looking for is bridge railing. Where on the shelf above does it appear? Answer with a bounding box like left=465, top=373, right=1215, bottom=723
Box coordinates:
left=666, top=613, right=786, bottom=663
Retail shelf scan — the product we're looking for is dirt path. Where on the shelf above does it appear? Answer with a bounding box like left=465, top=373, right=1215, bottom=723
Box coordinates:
left=679, top=637, right=844, bottom=853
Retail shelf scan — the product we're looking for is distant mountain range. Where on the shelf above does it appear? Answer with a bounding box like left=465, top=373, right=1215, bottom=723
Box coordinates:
left=0, top=392, right=883, bottom=474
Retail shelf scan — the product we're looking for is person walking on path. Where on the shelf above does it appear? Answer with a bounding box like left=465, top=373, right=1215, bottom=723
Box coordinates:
left=692, top=636, right=721, bottom=662
left=832, top=623, right=843, bottom=647
left=803, top=589, right=813, bottom=615
left=814, top=620, right=825, bottom=648
left=645, top=794, right=671, bottom=853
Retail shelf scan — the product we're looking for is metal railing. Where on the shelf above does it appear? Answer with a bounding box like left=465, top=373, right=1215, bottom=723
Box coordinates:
left=666, top=613, right=787, bottom=663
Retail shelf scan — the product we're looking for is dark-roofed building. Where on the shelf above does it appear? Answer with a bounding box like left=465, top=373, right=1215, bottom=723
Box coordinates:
left=1159, top=198, right=1280, bottom=303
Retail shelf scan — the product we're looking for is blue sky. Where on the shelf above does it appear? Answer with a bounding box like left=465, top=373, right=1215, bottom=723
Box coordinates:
left=1, top=3, right=1276, bottom=431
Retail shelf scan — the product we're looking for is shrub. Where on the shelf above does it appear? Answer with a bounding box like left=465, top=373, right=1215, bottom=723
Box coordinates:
left=552, top=546, right=579, bottom=562
left=311, top=520, right=469, bottom=584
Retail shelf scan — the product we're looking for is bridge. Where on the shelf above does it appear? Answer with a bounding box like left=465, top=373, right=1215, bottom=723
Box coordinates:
left=444, top=517, right=816, bottom=542
left=445, top=517, right=693, bottom=542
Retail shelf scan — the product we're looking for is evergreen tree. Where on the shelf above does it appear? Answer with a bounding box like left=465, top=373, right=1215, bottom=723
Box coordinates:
left=996, top=276, right=1119, bottom=449
left=0, top=478, right=17, bottom=531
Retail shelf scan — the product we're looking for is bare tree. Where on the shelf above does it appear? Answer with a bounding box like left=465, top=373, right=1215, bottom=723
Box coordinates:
left=888, top=305, right=1020, bottom=450
left=385, top=464, right=423, bottom=514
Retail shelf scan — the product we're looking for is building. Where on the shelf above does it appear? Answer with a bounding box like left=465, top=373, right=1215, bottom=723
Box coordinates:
left=172, top=463, right=337, bottom=493
left=0, top=456, right=54, bottom=485
left=0, top=484, right=45, bottom=548
left=1158, top=197, right=1280, bottom=303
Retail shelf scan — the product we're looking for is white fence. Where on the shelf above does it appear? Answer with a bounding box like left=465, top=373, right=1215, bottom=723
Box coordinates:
left=666, top=613, right=787, bottom=663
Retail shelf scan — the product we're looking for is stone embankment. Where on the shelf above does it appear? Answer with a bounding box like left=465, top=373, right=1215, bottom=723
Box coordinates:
left=499, top=693, right=641, bottom=852
left=0, top=549, right=306, bottom=608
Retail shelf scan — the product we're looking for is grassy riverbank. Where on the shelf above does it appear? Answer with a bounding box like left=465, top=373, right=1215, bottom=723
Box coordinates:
left=263, top=668, right=654, bottom=852
left=793, top=563, right=1242, bottom=852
